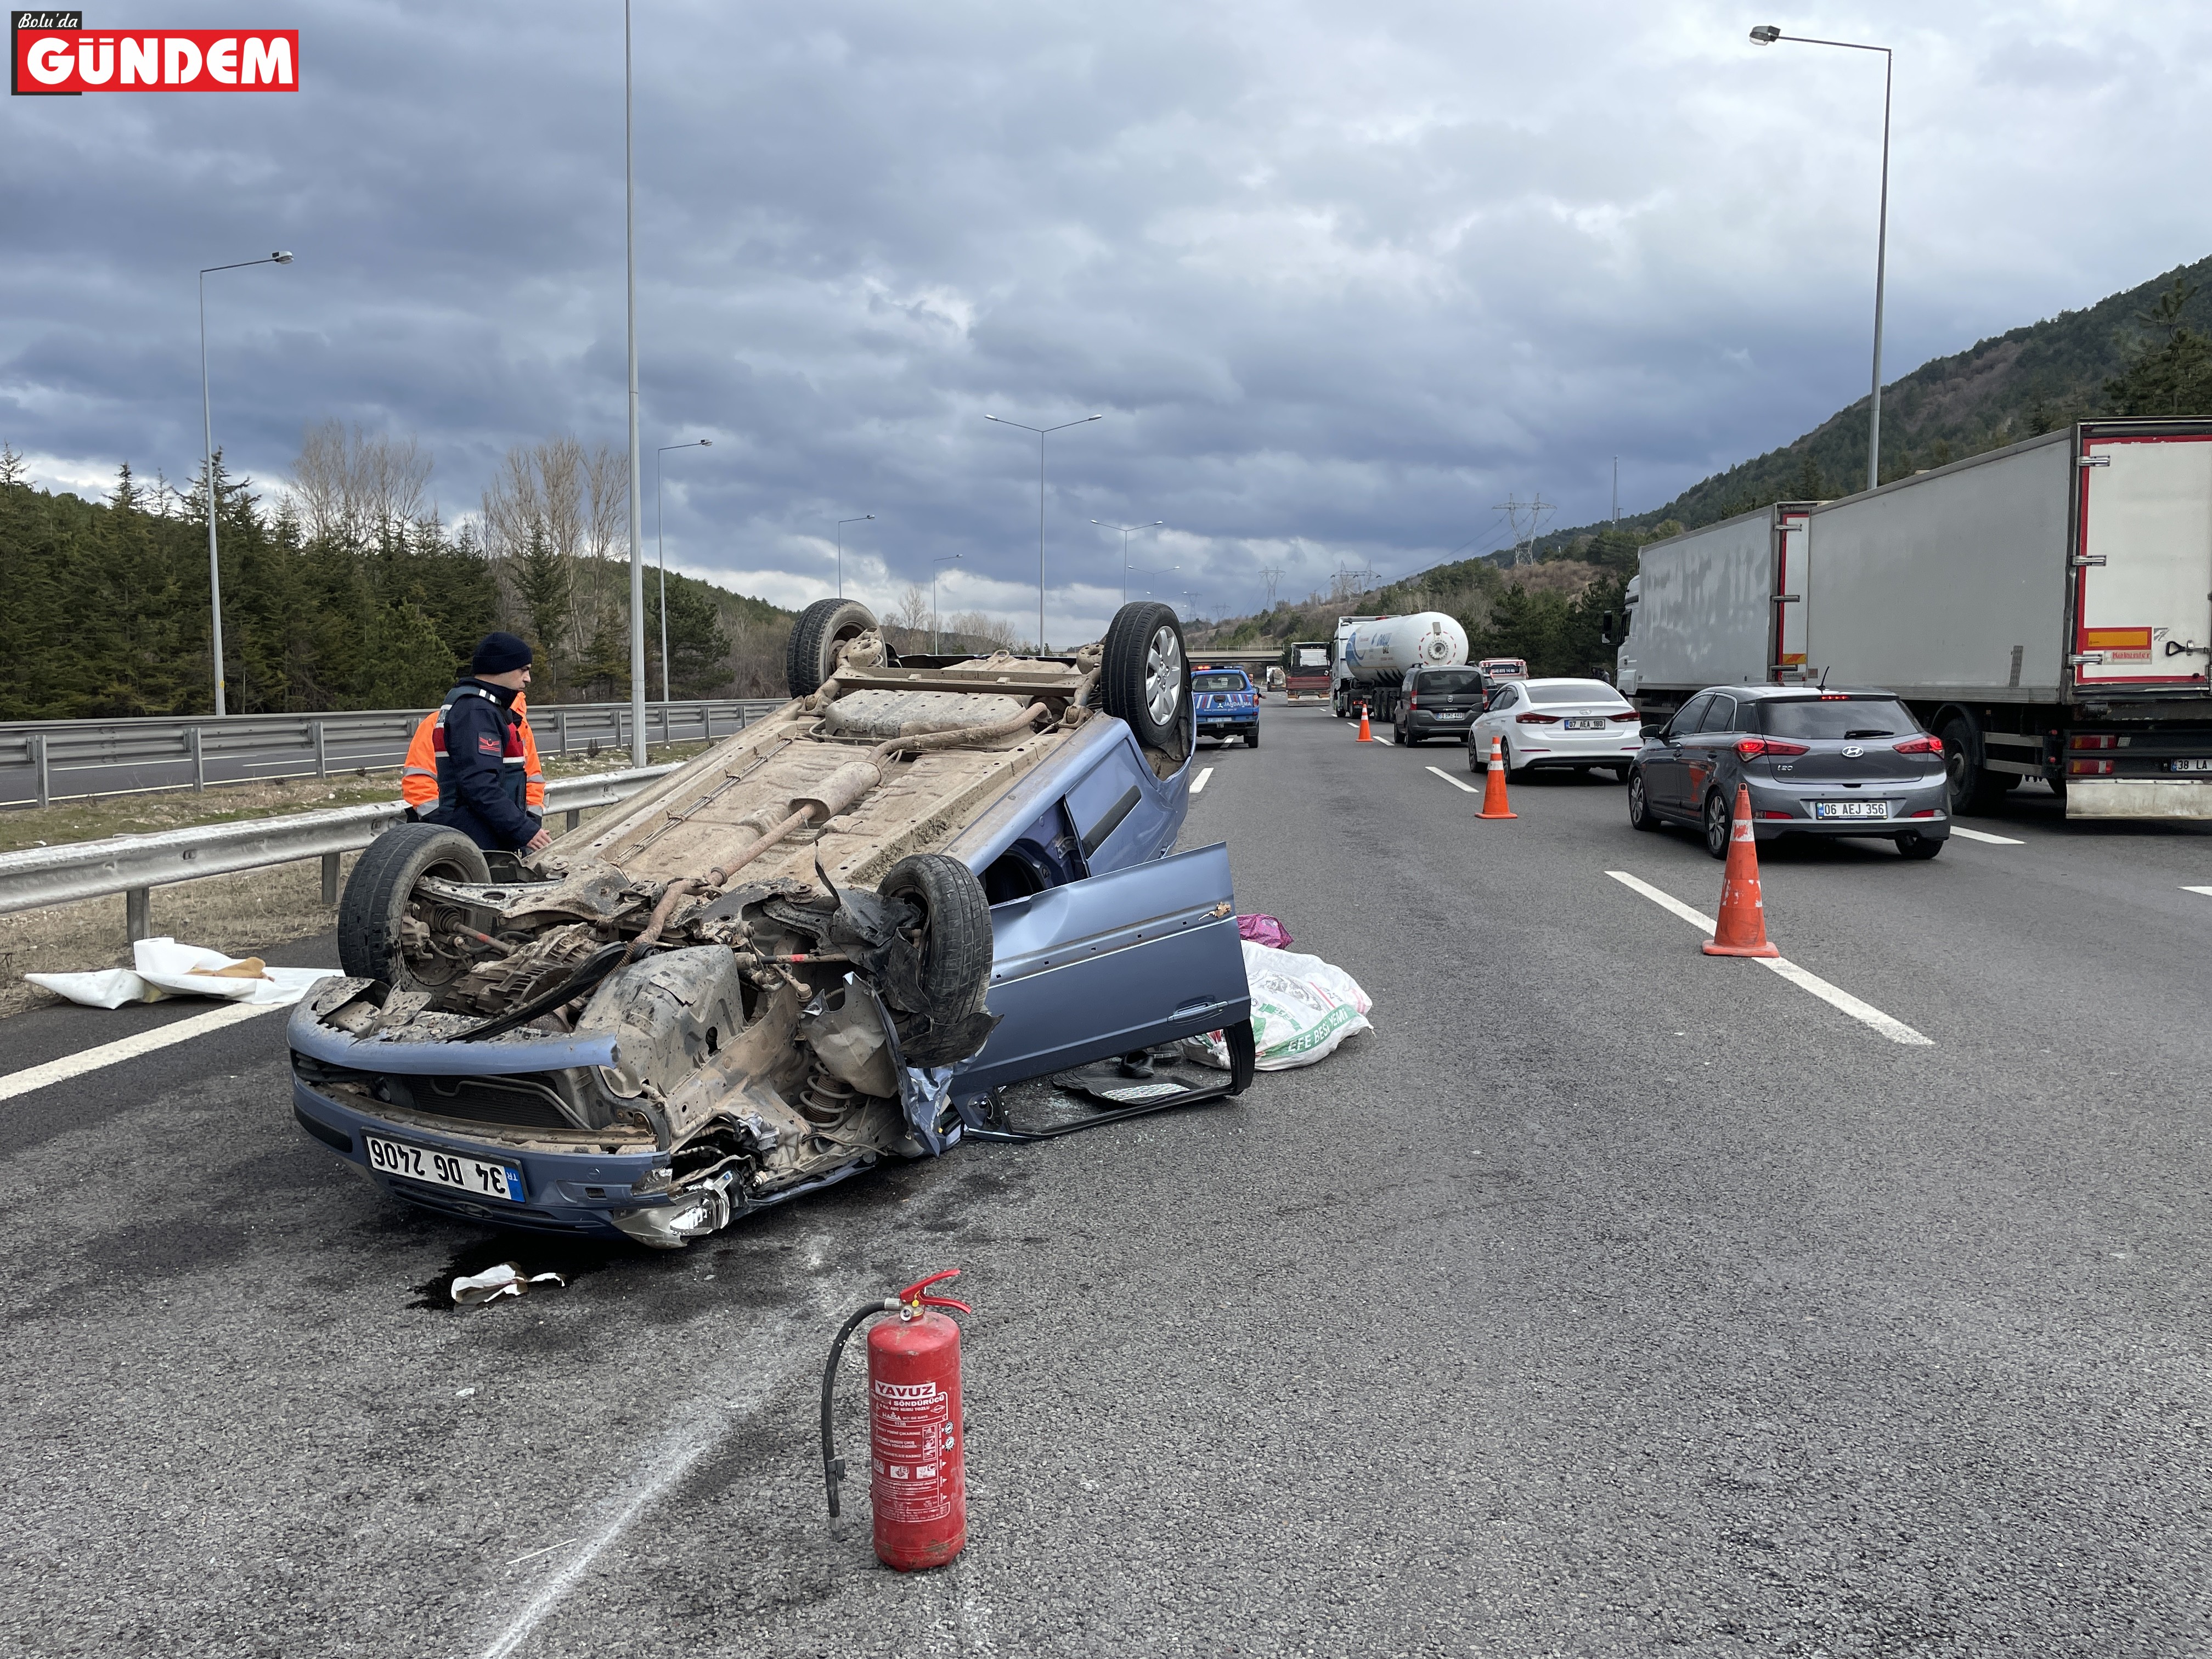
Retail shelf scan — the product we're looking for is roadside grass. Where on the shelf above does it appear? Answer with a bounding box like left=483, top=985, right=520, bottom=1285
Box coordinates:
left=0, top=740, right=713, bottom=1021
left=0, top=740, right=712, bottom=857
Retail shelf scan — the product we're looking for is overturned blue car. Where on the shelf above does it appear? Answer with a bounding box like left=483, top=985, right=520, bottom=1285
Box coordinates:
left=288, top=600, right=1253, bottom=1247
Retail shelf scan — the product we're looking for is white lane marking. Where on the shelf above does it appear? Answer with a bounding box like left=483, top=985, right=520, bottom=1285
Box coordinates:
left=1949, top=825, right=2025, bottom=845
left=1425, top=766, right=1481, bottom=794
left=2185, top=886, right=2212, bottom=899
left=0, top=999, right=287, bottom=1103
left=504, top=1539, right=578, bottom=1568
left=1604, top=870, right=1933, bottom=1047
left=476, top=1314, right=799, bottom=1659
left=1190, top=766, right=1214, bottom=795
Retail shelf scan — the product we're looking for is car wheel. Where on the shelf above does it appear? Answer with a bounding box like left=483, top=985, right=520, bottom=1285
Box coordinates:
left=1504, top=743, right=1530, bottom=782
left=878, top=854, right=996, bottom=1065
left=1245, top=728, right=1260, bottom=748
left=1627, top=770, right=1660, bottom=831
left=786, top=598, right=879, bottom=699
left=338, top=823, right=493, bottom=992
left=1895, top=832, right=1944, bottom=860
left=1702, top=791, right=1734, bottom=860
left=1101, top=602, right=1189, bottom=752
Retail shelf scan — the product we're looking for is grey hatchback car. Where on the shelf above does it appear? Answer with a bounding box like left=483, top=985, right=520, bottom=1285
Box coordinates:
left=1627, top=686, right=1951, bottom=860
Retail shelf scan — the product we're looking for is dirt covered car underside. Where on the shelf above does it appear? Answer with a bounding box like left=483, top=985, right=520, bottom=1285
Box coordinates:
left=288, top=600, right=1252, bottom=1246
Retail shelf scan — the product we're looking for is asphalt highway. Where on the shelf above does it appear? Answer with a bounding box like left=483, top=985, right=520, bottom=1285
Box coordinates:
left=4, top=703, right=2210, bottom=1657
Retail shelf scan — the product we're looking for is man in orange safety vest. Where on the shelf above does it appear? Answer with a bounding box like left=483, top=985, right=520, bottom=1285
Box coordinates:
left=403, top=691, right=546, bottom=830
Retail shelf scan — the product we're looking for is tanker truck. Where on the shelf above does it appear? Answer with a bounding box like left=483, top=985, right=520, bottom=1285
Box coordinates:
left=1329, top=612, right=1471, bottom=721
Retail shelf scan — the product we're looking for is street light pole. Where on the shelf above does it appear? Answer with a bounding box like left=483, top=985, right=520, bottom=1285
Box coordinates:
left=835, top=515, right=873, bottom=599
left=985, top=413, right=1102, bottom=650
left=656, top=438, right=711, bottom=703
left=1091, top=518, right=1164, bottom=606
left=624, top=0, right=647, bottom=766
left=197, top=251, right=292, bottom=718
left=1752, top=25, right=1893, bottom=492
left=931, top=553, right=962, bottom=653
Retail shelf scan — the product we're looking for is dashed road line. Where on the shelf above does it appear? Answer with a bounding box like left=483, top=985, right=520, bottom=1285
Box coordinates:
left=1190, top=766, right=1215, bottom=795
left=2184, top=885, right=2212, bottom=899
left=1425, top=766, right=1481, bottom=794
left=0, top=999, right=289, bottom=1103
left=1949, top=826, right=2025, bottom=845
left=1605, top=870, right=1933, bottom=1047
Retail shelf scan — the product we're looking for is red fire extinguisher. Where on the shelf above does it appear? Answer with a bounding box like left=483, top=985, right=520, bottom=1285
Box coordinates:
left=821, top=1268, right=971, bottom=1571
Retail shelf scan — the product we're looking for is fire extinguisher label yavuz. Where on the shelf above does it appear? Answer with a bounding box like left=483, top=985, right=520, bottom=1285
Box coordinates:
left=870, top=1379, right=955, bottom=1523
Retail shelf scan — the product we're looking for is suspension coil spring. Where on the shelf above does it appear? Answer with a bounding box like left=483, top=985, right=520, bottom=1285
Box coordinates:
left=796, top=1065, right=859, bottom=1127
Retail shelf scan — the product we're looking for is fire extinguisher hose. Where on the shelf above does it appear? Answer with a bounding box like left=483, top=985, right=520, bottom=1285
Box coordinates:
left=820, top=1298, right=897, bottom=1519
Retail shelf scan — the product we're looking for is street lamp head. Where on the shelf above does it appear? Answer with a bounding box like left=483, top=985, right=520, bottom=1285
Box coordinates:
left=1750, top=25, right=1781, bottom=43
left=698, top=438, right=712, bottom=447
left=272, top=250, right=294, bottom=263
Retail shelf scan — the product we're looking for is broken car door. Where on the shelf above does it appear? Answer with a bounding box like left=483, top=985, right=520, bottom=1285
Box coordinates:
left=951, top=841, right=1249, bottom=1100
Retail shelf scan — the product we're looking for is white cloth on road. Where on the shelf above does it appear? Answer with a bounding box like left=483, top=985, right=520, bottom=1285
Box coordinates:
left=26, top=937, right=333, bottom=1010
left=1182, top=939, right=1373, bottom=1071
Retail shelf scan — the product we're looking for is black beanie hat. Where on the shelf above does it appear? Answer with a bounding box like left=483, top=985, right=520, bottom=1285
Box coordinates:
left=471, top=631, right=533, bottom=675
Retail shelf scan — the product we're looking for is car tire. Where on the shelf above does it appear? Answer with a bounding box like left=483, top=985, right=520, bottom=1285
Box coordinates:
left=1504, top=743, right=1530, bottom=782
left=338, top=823, right=493, bottom=992
left=1938, top=714, right=2012, bottom=816
left=1627, top=770, right=1661, bottom=831
left=1895, top=832, right=1944, bottom=860
left=878, top=853, right=996, bottom=1065
left=1702, top=791, right=1733, bottom=860
left=786, top=597, right=879, bottom=699
left=1101, top=602, right=1189, bottom=752
left=1245, top=729, right=1260, bottom=748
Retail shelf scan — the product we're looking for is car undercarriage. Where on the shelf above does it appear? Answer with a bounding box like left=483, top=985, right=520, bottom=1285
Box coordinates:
left=289, top=601, right=1253, bottom=1246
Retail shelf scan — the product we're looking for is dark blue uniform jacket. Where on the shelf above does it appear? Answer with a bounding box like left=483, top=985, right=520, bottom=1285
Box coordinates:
left=425, top=680, right=535, bottom=851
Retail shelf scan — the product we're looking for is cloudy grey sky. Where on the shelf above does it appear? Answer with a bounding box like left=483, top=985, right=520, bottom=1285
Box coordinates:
left=5, top=0, right=2210, bottom=642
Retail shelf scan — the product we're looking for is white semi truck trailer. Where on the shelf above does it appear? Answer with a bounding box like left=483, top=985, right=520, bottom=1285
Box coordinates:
left=1329, top=612, right=1470, bottom=721
left=1612, top=419, right=2212, bottom=819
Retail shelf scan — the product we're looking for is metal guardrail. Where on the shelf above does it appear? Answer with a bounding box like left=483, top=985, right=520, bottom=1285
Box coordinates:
left=0, top=698, right=784, bottom=809
left=0, top=764, right=680, bottom=945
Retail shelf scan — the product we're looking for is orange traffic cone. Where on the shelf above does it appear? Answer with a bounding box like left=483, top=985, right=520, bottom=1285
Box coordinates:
left=1476, top=736, right=1516, bottom=820
left=1356, top=704, right=1374, bottom=741
left=1703, top=784, right=1780, bottom=958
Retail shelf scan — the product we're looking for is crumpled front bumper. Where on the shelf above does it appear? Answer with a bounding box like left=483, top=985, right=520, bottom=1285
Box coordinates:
left=288, top=998, right=838, bottom=1248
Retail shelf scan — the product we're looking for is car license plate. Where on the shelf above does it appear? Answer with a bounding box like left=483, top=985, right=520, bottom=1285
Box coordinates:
left=364, top=1133, right=525, bottom=1202
left=2171, top=758, right=2212, bottom=773
left=1813, top=800, right=1892, bottom=820
left=1564, top=717, right=1607, bottom=730
left=1434, top=712, right=1465, bottom=720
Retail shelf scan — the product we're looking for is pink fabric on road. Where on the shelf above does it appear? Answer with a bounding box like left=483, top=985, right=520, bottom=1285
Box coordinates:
left=1237, top=913, right=1294, bottom=950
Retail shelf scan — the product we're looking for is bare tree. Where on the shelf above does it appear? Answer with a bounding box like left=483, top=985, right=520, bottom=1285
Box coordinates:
left=887, top=582, right=930, bottom=632
left=480, top=435, right=631, bottom=664
left=949, top=610, right=1024, bottom=651
left=290, top=420, right=432, bottom=543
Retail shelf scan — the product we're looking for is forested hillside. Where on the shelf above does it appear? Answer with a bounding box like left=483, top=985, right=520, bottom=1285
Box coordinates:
left=0, top=436, right=794, bottom=721
left=1192, top=253, right=2212, bottom=683
left=1544, top=255, right=2212, bottom=548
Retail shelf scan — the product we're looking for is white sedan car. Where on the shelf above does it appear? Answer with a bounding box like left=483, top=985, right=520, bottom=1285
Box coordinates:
left=1466, top=677, right=1644, bottom=779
